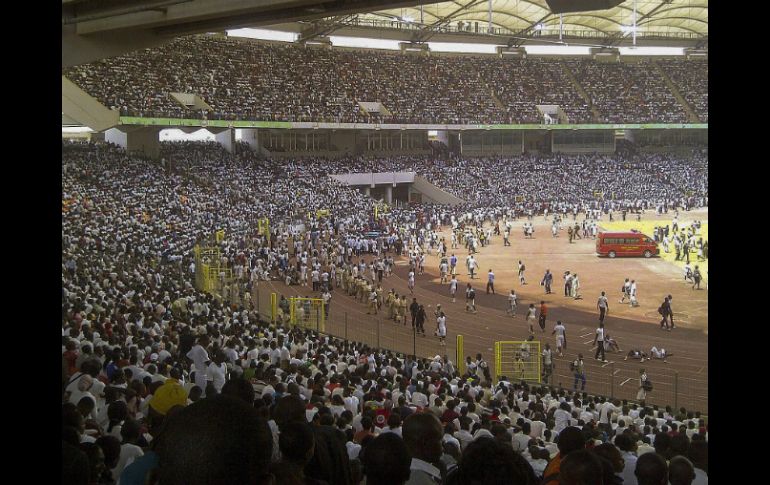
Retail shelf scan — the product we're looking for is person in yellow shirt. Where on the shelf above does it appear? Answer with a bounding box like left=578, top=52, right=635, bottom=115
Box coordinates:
left=367, top=289, right=378, bottom=315
left=386, top=290, right=395, bottom=319
left=148, top=367, right=188, bottom=419
left=397, top=296, right=407, bottom=325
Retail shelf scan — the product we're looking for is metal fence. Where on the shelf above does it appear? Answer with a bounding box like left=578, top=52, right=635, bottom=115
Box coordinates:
left=249, top=285, right=706, bottom=414
left=252, top=285, right=456, bottom=362
left=541, top=358, right=708, bottom=414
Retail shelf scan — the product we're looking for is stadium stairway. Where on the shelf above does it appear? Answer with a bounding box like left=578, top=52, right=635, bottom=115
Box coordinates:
left=484, top=83, right=507, bottom=112
left=411, top=176, right=465, bottom=205
left=652, top=61, right=701, bottom=123
left=561, top=65, right=602, bottom=123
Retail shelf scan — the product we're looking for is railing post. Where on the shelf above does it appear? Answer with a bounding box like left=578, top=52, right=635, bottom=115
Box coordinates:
left=345, top=312, right=348, bottom=340
left=377, top=317, right=381, bottom=348
left=610, top=363, right=615, bottom=399
left=674, top=371, right=679, bottom=409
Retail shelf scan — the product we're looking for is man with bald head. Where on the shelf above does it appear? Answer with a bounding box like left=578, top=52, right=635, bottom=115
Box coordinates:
left=559, top=449, right=605, bottom=485
left=541, top=426, right=586, bottom=485
left=635, top=452, right=668, bottom=485
left=668, top=456, right=696, bottom=485
left=403, top=413, right=444, bottom=484
left=272, top=395, right=352, bottom=485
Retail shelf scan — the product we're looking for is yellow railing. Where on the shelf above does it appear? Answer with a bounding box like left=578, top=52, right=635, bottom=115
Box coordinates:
left=495, top=340, right=542, bottom=383
left=288, top=297, right=325, bottom=332
left=456, top=335, right=465, bottom=375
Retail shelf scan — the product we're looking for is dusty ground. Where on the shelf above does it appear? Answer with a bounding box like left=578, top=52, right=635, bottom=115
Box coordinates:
left=257, top=208, right=708, bottom=413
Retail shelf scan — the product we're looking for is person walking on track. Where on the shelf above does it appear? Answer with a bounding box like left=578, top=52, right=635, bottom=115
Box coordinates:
left=487, top=269, right=495, bottom=294
left=593, top=322, right=608, bottom=363
left=597, top=291, right=609, bottom=324
left=620, top=278, right=631, bottom=303
left=659, top=295, right=674, bottom=331
left=526, top=304, right=536, bottom=335
left=507, top=290, right=517, bottom=317
left=572, top=354, right=586, bottom=391
left=542, top=343, right=553, bottom=383
left=564, top=271, right=573, bottom=297
left=637, top=368, right=650, bottom=403
left=629, top=280, right=639, bottom=307
left=692, top=265, right=702, bottom=290
left=436, top=311, right=447, bottom=347
left=553, top=321, right=567, bottom=357
left=541, top=269, right=553, bottom=294
left=410, top=298, right=420, bottom=328
left=416, top=304, right=427, bottom=337
left=449, top=275, right=458, bottom=303
left=465, top=284, right=477, bottom=313
left=518, top=260, right=526, bottom=285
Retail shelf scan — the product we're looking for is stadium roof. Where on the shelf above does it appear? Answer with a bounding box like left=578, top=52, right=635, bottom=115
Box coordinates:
left=284, top=0, right=707, bottom=47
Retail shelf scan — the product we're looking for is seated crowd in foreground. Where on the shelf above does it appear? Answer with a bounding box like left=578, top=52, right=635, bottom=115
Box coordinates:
left=63, top=313, right=708, bottom=485
left=63, top=35, right=707, bottom=124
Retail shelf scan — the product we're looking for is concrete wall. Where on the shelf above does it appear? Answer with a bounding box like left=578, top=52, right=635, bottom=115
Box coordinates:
left=330, top=172, right=415, bottom=186
left=332, top=172, right=463, bottom=205
left=129, top=128, right=161, bottom=159
left=104, top=128, right=127, bottom=148
left=214, top=128, right=235, bottom=153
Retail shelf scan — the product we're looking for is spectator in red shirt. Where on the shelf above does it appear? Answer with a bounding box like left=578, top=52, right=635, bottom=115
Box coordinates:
left=440, top=399, right=460, bottom=424
left=354, top=416, right=376, bottom=444
left=63, top=340, right=79, bottom=377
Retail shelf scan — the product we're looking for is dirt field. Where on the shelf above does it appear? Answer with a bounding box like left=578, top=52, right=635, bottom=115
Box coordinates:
left=257, top=208, right=708, bottom=413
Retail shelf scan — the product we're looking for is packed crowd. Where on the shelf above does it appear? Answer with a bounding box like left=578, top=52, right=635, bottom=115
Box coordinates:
left=62, top=140, right=708, bottom=484
left=64, top=320, right=709, bottom=484
left=566, top=59, right=690, bottom=124
left=657, top=60, right=709, bottom=123
left=470, top=57, right=593, bottom=124
left=284, top=151, right=708, bottom=214
left=63, top=35, right=707, bottom=125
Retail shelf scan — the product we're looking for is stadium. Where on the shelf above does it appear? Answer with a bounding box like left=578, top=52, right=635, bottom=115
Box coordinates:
left=62, top=1, right=708, bottom=484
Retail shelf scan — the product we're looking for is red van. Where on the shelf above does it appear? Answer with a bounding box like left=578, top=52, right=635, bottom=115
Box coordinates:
left=596, top=231, right=659, bottom=258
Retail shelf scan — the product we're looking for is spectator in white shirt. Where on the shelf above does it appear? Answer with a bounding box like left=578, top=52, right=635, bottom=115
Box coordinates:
left=615, top=433, right=639, bottom=485
left=207, top=351, right=228, bottom=394
left=380, top=413, right=403, bottom=437
left=554, top=402, right=573, bottom=434
left=186, top=335, right=210, bottom=393
left=512, top=422, right=533, bottom=452
left=112, top=419, right=144, bottom=482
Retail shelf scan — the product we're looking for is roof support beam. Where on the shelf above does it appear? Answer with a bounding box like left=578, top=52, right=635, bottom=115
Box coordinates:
left=410, top=0, right=486, bottom=42
left=297, top=14, right=357, bottom=43
left=603, top=0, right=674, bottom=46
left=508, top=13, right=553, bottom=47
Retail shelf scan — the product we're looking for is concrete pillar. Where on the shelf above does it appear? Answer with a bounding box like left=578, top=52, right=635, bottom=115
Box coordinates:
left=385, top=185, right=393, bottom=204
left=365, top=187, right=371, bottom=196
left=126, top=127, right=160, bottom=159
left=215, top=128, right=235, bottom=154
left=104, top=128, right=127, bottom=148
